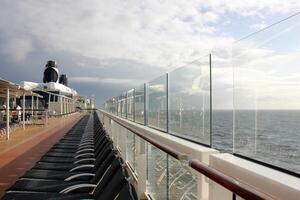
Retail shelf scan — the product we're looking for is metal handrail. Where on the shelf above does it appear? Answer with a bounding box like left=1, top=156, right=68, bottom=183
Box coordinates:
left=99, top=109, right=278, bottom=200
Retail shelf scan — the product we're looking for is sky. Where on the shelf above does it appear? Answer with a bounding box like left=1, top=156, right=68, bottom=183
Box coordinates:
left=0, top=0, right=300, bottom=108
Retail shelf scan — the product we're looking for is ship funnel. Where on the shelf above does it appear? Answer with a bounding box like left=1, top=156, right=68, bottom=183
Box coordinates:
left=59, top=74, right=68, bottom=86
left=43, top=60, right=59, bottom=83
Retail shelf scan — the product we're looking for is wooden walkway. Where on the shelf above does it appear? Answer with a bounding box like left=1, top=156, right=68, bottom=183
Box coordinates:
left=0, top=113, right=83, bottom=197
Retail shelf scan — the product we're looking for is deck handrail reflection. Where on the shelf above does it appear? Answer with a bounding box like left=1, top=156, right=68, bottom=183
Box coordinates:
left=99, top=109, right=278, bottom=200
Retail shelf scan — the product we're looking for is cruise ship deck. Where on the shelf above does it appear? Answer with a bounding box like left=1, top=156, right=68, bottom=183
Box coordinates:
left=0, top=112, right=137, bottom=200
left=1, top=3, right=300, bottom=200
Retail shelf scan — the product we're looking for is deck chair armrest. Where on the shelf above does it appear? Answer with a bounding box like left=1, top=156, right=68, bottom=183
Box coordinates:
left=74, top=158, right=96, bottom=164
left=69, top=164, right=94, bottom=172
left=75, top=153, right=94, bottom=159
left=78, top=142, right=93, bottom=147
left=76, top=148, right=94, bottom=154
left=65, top=173, right=95, bottom=181
left=78, top=144, right=94, bottom=150
left=60, top=184, right=97, bottom=193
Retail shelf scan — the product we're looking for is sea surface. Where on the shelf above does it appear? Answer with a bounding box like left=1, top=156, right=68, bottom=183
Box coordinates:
left=166, top=110, right=300, bottom=175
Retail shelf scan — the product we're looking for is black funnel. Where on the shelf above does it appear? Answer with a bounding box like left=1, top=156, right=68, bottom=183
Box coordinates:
left=43, top=60, right=59, bottom=83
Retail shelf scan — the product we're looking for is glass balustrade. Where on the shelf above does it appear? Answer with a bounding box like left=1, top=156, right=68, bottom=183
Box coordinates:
left=168, top=156, right=198, bottom=200
left=210, top=50, right=234, bottom=152
left=126, top=129, right=136, bottom=171
left=101, top=14, right=300, bottom=177
left=108, top=118, right=242, bottom=200
left=169, top=59, right=210, bottom=146
left=146, top=142, right=168, bottom=199
left=112, top=97, right=117, bottom=115
left=148, top=74, right=168, bottom=131
left=121, top=92, right=127, bottom=118
left=111, top=119, right=120, bottom=147
left=233, top=13, right=300, bottom=174
left=117, top=95, right=122, bottom=117
left=134, top=84, right=145, bottom=124
left=126, top=89, right=134, bottom=121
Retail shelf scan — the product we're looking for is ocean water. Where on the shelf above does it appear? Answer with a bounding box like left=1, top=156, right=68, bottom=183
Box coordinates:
left=168, top=110, right=300, bottom=175
left=233, top=110, right=300, bottom=174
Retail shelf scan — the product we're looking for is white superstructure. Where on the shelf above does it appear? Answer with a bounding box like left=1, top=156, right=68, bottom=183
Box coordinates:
left=20, top=81, right=78, bottom=97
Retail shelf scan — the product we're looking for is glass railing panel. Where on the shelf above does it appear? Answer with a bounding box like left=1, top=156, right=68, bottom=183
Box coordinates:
left=117, top=96, right=122, bottom=117
left=148, top=74, right=167, bottom=131
left=169, top=58, right=210, bottom=146
left=126, top=129, right=136, bottom=171
left=107, top=98, right=114, bottom=114
left=168, top=156, right=198, bottom=200
left=111, top=97, right=117, bottom=115
left=146, top=142, right=168, bottom=199
left=111, top=119, right=120, bottom=147
left=233, top=14, right=300, bottom=175
left=127, top=89, right=134, bottom=121
left=121, top=92, right=127, bottom=118
left=210, top=51, right=234, bottom=152
left=134, top=84, right=145, bottom=124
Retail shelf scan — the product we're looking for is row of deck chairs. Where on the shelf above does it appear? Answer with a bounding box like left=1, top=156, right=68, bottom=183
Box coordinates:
left=1, top=112, right=138, bottom=200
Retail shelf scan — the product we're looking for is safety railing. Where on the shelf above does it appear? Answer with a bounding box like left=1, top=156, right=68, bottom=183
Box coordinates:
left=99, top=109, right=278, bottom=200
left=101, top=13, right=300, bottom=178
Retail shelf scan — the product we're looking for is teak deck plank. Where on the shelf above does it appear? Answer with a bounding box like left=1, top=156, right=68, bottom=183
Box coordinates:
left=0, top=113, right=83, bottom=197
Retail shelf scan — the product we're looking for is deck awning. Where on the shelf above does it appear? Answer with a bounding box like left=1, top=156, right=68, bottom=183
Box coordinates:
left=0, top=78, right=42, bottom=98
left=0, top=78, right=43, bottom=140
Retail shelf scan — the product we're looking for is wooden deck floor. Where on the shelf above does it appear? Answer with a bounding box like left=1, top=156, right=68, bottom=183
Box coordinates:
left=0, top=113, right=83, bottom=197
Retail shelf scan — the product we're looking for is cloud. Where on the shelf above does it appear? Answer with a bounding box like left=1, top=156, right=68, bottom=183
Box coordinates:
left=69, top=77, right=146, bottom=86
left=204, top=0, right=300, bottom=15
left=0, top=0, right=257, bottom=69
left=233, top=35, right=300, bottom=110
left=0, top=38, right=33, bottom=62
left=250, top=22, right=268, bottom=30
left=1, top=1, right=298, bottom=69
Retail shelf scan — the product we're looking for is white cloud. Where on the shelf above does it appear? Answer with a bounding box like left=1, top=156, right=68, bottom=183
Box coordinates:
left=250, top=22, right=268, bottom=30
left=1, top=38, right=33, bottom=62
left=0, top=1, right=236, bottom=69
left=1, top=0, right=299, bottom=68
left=204, top=0, right=300, bottom=15
left=69, top=77, right=146, bottom=86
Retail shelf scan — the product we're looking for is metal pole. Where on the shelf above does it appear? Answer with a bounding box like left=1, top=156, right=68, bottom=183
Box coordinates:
left=6, top=88, right=10, bottom=140
left=62, top=97, right=64, bottom=115
left=65, top=98, right=67, bottom=114
left=64, top=98, right=66, bottom=114
left=133, top=89, right=135, bottom=122
left=67, top=99, right=69, bottom=114
left=14, top=97, right=16, bottom=109
left=36, top=96, right=38, bottom=120
left=166, top=73, right=169, bottom=133
left=63, top=97, right=66, bottom=115
left=31, top=95, right=34, bottom=117
left=60, top=96, right=63, bottom=115
left=23, top=92, right=25, bottom=129
left=48, top=94, right=51, bottom=112
left=144, top=83, right=147, bottom=126
left=209, top=53, right=213, bottom=147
